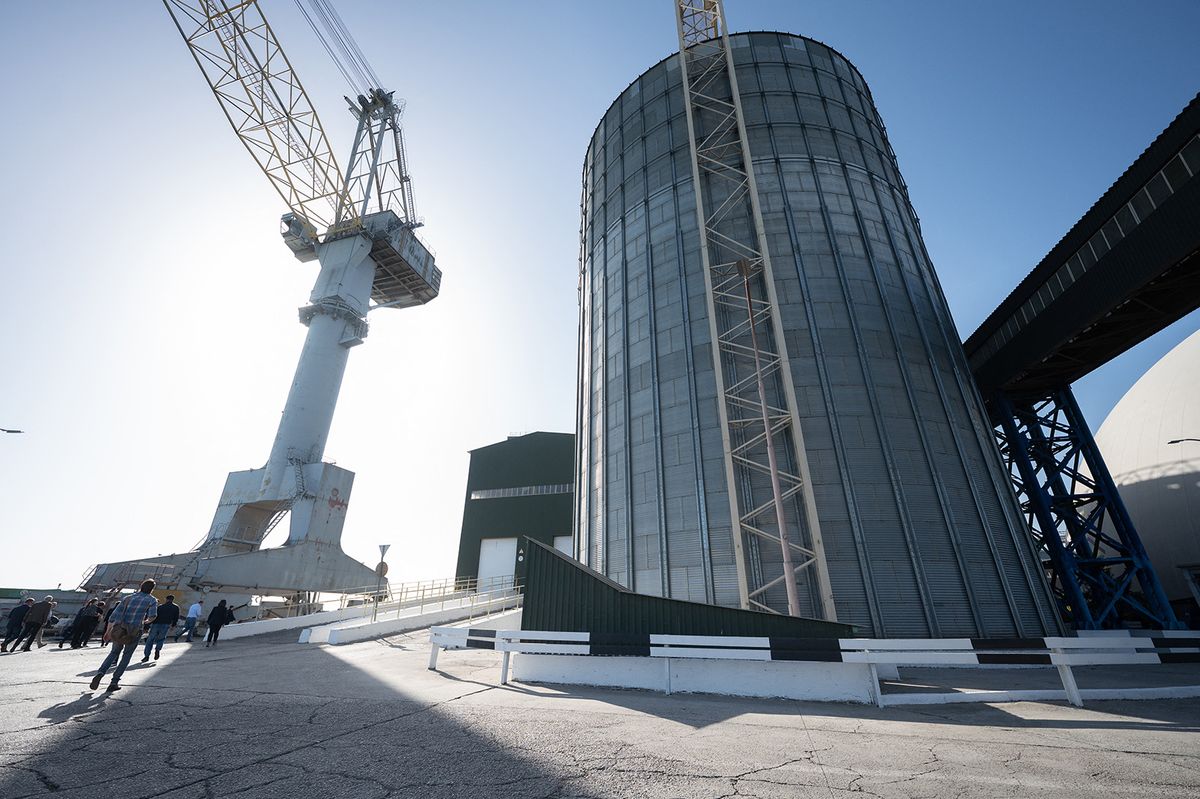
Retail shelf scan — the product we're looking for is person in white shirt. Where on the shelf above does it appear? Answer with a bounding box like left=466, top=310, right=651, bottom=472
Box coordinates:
left=175, top=600, right=204, bottom=643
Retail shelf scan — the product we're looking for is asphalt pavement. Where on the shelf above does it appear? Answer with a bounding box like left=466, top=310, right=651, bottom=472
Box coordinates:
left=0, top=628, right=1197, bottom=798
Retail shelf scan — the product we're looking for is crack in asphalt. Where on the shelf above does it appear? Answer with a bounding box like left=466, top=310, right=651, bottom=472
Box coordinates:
left=5, top=639, right=1200, bottom=799
left=136, top=684, right=496, bottom=799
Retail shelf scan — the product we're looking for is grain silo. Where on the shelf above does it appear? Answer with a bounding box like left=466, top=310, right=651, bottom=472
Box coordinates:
left=575, top=26, right=1061, bottom=638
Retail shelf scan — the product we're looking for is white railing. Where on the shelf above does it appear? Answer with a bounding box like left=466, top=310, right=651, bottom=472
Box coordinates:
left=242, top=575, right=518, bottom=622
left=429, top=628, right=1200, bottom=707
left=334, top=575, right=516, bottom=609
left=349, top=582, right=523, bottom=626
left=313, top=585, right=523, bottom=646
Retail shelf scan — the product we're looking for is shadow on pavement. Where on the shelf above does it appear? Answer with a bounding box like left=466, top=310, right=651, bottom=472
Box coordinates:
left=0, top=630, right=570, bottom=798
left=378, top=625, right=1200, bottom=734
left=36, top=692, right=115, bottom=726
left=2, top=627, right=1198, bottom=799
left=485, top=670, right=1200, bottom=733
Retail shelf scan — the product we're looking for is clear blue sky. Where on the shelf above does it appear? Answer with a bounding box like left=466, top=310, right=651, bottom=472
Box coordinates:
left=1, top=1, right=1197, bottom=589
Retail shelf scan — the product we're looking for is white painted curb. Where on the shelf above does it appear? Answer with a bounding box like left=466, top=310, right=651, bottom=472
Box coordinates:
left=221, top=606, right=367, bottom=640
left=512, top=653, right=876, bottom=703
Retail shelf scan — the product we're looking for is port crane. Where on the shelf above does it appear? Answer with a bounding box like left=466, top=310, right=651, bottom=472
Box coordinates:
left=83, top=0, right=440, bottom=599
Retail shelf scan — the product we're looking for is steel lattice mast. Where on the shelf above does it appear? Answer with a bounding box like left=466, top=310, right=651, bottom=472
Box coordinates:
left=163, top=0, right=357, bottom=238
left=164, top=0, right=423, bottom=245
left=674, top=0, right=836, bottom=618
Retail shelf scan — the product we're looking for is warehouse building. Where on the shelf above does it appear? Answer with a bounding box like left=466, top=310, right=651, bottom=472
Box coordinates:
left=455, top=432, right=575, bottom=587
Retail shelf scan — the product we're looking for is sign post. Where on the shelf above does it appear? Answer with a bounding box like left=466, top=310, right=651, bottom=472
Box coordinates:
left=372, top=544, right=391, bottom=623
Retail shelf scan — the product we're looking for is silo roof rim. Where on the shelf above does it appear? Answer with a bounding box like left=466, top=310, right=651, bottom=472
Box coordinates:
left=582, top=31, right=874, bottom=150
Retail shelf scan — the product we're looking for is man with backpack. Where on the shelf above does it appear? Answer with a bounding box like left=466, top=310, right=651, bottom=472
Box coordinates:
left=89, top=580, right=158, bottom=692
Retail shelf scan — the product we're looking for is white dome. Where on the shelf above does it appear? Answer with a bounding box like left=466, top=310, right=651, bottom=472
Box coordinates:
left=1095, top=328, right=1200, bottom=604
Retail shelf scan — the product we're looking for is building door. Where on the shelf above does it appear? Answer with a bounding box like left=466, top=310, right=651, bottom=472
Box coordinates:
left=477, top=537, right=518, bottom=588
left=553, top=535, right=574, bottom=557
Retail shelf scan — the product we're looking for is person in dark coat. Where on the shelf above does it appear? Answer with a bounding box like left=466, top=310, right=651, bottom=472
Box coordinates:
left=10, top=596, right=54, bottom=652
left=74, top=600, right=105, bottom=648
left=205, top=600, right=230, bottom=647
left=58, top=597, right=100, bottom=647
left=141, top=595, right=180, bottom=661
left=60, top=599, right=99, bottom=649
left=1, top=599, right=34, bottom=652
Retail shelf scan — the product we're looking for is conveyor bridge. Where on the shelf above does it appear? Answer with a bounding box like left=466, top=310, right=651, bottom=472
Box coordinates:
left=964, top=94, right=1200, bottom=630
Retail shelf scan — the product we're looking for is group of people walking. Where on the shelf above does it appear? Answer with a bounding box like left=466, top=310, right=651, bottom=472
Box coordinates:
left=1, top=595, right=60, bottom=652
left=2, top=581, right=238, bottom=692
left=60, top=597, right=106, bottom=648
left=87, top=580, right=238, bottom=692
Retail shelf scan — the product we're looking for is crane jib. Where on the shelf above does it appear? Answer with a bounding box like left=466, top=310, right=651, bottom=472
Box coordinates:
left=162, top=0, right=419, bottom=244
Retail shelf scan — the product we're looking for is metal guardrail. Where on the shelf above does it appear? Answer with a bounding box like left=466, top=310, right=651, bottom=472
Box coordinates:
left=303, top=585, right=524, bottom=646
left=365, top=584, right=523, bottom=626
left=333, top=575, right=517, bottom=608
left=429, top=628, right=1200, bottom=708
left=243, top=575, right=519, bottom=622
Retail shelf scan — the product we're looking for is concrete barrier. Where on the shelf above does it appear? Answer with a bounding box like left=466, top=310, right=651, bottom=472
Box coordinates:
left=512, top=653, right=875, bottom=702
left=429, top=627, right=1200, bottom=707
left=449, top=608, right=522, bottom=631
left=220, top=606, right=367, bottom=640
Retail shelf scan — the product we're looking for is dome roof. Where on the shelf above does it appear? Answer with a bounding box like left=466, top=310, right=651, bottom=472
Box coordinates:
left=1095, top=328, right=1200, bottom=603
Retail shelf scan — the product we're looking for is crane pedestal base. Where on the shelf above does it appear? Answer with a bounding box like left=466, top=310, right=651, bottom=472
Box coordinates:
left=192, top=461, right=377, bottom=594
left=187, top=540, right=379, bottom=596
left=81, top=541, right=377, bottom=603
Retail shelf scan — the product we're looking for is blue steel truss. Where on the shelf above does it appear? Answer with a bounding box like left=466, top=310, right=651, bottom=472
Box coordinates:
left=992, top=387, right=1181, bottom=630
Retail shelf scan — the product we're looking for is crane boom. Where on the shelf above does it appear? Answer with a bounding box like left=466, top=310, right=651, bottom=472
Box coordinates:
left=163, top=0, right=357, bottom=238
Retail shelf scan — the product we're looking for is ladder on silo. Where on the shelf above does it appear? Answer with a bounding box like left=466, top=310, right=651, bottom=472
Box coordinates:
left=673, top=0, right=836, bottom=619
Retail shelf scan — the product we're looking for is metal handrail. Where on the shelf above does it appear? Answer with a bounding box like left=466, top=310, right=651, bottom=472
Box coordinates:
left=366, top=583, right=523, bottom=621
left=244, top=574, right=521, bottom=621
left=335, top=574, right=518, bottom=609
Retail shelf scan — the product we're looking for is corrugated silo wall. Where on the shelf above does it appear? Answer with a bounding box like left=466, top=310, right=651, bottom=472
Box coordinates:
left=575, top=31, right=1061, bottom=638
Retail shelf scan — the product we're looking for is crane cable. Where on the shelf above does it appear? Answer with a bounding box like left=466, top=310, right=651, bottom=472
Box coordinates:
left=308, top=0, right=379, bottom=89
left=291, top=0, right=381, bottom=94
left=317, top=0, right=382, bottom=89
left=292, top=0, right=358, bottom=91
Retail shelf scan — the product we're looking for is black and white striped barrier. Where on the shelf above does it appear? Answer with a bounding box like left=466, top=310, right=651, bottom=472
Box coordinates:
left=428, top=627, right=1200, bottom=707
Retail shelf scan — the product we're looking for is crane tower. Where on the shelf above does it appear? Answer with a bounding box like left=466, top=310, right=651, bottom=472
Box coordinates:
left=84, top=0, right=439, bottom=598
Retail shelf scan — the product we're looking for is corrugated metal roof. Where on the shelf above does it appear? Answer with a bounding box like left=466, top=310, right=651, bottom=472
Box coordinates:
left=965, top=93, right=1200, bottom=354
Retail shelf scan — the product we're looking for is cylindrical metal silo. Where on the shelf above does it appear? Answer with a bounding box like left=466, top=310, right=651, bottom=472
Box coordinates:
left=576, top=30, right=1061, bottom=638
